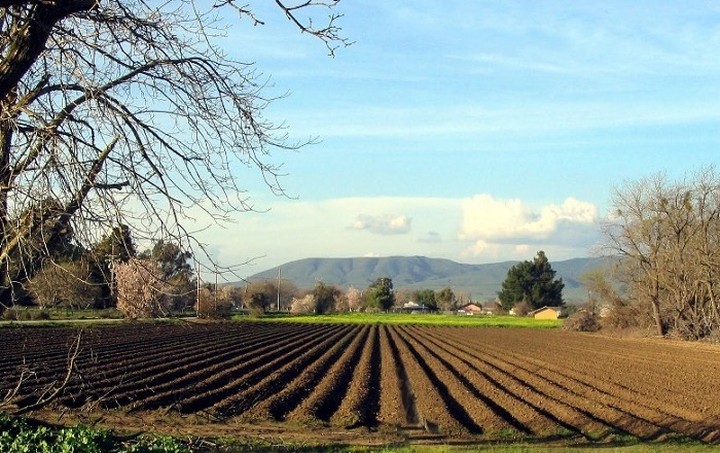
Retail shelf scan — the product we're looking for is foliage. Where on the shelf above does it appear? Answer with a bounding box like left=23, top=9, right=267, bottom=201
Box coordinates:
left=343, top=285, right=364, bottom=312
left=1, top=308, right=50, bottom=321
left=243, top=279, right=299, bottom=314
left=114, top=258, right=170, bottom=319
left=142, top=241, right=192, bottom=281
left=365, top=277, right=395, bottom=311
left=413, top=289, right=438, bottom=310
left=92, top=225, right=137, bottom=265
left=436, top=286, right=457, bottom=311
left=312, top=281, right=342, bottom=314
left=28, top=259, right=103, bottom=309
left=603, top=167, right=720, bottom=338
left=139, top=241, right=194, bottom=311
left=0, top=413, right=191, bottom=452
left=498, top=251, right=565, bottom=311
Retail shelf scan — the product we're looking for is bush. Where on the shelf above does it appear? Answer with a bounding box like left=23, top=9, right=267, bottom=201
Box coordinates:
left=601, top=298, right=641, bottom=330
left=563, top=310, right=600, bottom=332
left=196, top=287, right=232, bottom=319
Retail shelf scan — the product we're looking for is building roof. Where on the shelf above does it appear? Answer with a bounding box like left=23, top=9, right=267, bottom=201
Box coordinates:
left=528, top=306, right=563, bottom=315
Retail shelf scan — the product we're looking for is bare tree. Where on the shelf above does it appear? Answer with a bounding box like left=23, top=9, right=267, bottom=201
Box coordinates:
left=0, top=1, right=349, bottom=308
left=603, top=167, right=720, bottom=338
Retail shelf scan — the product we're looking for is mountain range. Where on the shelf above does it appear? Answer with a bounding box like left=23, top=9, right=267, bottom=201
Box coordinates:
left=246, top=256, right=613, bottom=303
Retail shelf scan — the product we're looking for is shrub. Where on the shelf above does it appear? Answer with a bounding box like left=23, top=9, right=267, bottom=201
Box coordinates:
left=601, top=298, right=641, bottom=330
left=115, top=258, right=169, bottom=319
left=563, top=310, right=600, bottom=332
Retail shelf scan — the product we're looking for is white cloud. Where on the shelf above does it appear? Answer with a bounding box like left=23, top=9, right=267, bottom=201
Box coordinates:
left=349, top=213, right=412, bottom=235
left=458, top=195, right=599, bottom=260
left=459, top=195, right=597, bottom=241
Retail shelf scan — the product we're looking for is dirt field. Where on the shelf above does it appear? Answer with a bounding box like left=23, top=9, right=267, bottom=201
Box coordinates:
left=1, top=322, right=719, bottom=446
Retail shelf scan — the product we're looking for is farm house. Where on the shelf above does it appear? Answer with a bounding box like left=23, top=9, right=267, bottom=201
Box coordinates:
left=457, top=303, right=484, bottom=315
left=529, top=306, right=564, bottom=320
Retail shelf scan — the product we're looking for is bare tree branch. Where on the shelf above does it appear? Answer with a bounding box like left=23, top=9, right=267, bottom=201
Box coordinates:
left=0, top=1, right=348, bottom=306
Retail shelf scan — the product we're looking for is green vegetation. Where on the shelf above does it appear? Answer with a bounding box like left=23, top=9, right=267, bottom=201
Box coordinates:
left=498, top=250, right=565, bottom=312
left=0, top=413, right=191, bottom=452
left=239, top=312, right=562, bottom=328
left=1, top=307, right=123, bottom=321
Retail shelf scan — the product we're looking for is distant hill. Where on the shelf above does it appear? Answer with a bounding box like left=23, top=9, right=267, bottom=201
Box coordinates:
left=245, top=256, right=614, bottom=303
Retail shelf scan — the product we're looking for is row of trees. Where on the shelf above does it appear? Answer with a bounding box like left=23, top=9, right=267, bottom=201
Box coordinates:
left=208, top=277, right=471, bottom=316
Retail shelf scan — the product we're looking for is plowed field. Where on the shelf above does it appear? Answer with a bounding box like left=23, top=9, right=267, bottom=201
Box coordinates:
left=1, top=322, right=719, bottom=446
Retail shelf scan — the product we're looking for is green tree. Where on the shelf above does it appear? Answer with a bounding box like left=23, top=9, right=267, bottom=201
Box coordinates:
left=436, top=286, right=456, bottom=311
left=92, top=225, right=136, bottom=265
left=143, top=241, right=192, bottom=281
left=313, top=282, right=342, bottom=314
left=413, top=289, right=438, bottom=310
left=498, top=251, right=564, bottom=311
left=366, top=277, right=394, bottom=311
left=89, top=225, right=138, bottom=307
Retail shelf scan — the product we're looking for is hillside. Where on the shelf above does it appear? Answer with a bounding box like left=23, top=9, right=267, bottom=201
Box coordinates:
left=246, top=256, right=613, bottom=303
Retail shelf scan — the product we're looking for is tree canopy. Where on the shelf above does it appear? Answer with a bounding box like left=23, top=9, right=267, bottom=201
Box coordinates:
left=366, top=277, right=394, bottom=311
left=0, top=1, right=348, bottom=308
left=498, top=251, right=564, bottom=311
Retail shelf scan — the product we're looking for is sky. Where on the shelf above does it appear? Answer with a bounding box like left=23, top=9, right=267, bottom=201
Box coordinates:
left=194, top=1, right=720, bottom=278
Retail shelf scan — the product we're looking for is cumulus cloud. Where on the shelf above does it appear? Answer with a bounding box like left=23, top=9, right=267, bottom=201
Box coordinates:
left=349, top=213, right=412, bottom=235
left=459, top=195, right=596, bottom=240
left=458, top=194, right=599, bottom=259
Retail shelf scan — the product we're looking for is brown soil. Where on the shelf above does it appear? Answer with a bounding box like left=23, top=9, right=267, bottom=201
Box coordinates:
left=3, top=322, right=720, bottom=446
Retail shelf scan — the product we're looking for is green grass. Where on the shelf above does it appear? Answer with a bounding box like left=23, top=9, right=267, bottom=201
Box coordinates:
left=235, top=312, right=562, bottom=328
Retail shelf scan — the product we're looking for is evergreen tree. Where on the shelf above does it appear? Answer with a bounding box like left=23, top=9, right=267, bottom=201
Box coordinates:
left=498, top=251, right=564, bottom=311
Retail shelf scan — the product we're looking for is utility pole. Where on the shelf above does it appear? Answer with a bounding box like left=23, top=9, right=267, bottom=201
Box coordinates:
left=277, top=267, right=281, bottom=312
left=195, top=263, right=201, bottom=314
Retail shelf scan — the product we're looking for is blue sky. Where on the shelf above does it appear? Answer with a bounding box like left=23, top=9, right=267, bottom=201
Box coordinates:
left=195, top=1, right=720, bottom=277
